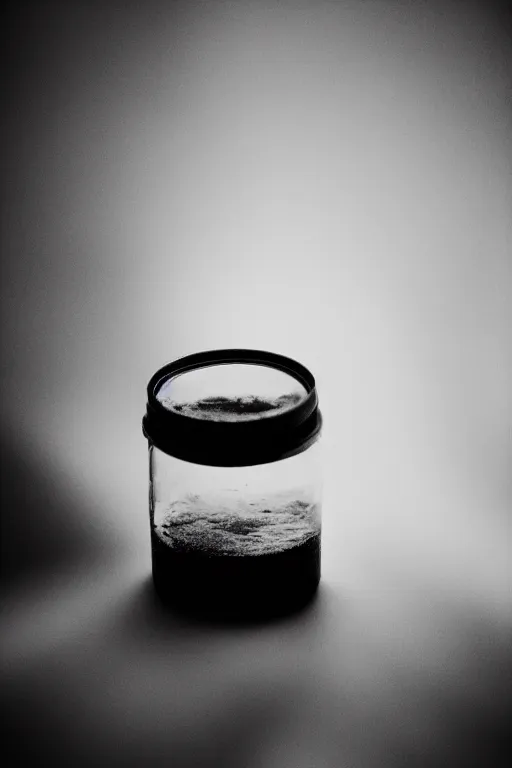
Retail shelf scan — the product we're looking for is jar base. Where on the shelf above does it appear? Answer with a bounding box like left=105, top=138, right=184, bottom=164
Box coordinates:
left=150, top=531, right=321, bottom=624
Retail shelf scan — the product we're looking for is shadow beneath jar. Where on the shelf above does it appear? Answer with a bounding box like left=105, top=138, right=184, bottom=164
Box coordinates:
left=114, top=572, right=328, bottom=641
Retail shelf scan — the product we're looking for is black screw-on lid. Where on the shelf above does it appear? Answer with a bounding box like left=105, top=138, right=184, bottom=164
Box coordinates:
left=142, top=349, right=322, bottom=466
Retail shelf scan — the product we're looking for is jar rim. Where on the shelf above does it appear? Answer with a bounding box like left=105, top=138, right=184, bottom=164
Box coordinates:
left=142, top=349, right=322, bottom=466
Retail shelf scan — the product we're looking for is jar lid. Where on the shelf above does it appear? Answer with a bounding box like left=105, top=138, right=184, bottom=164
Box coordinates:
left=142, top=349, right=322, bottom=466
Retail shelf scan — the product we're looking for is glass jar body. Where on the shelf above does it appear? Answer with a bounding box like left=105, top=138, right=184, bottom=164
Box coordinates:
left=148, top=439, right=322, bottom=620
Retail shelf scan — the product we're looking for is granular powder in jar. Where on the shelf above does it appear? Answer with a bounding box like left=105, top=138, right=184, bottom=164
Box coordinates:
left=160, top=392, right=303, bottom=421
left=151, top=494, right=321, bottom=620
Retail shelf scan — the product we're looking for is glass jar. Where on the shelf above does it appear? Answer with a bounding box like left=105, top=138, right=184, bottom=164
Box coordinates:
left=142, top=349, right=322, bottom=621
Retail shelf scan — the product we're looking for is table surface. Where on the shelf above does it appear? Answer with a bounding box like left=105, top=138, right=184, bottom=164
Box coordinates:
left=2, top=432, right=511, bottom=768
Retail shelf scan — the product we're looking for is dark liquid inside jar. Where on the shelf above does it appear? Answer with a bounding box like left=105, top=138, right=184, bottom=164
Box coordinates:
left=151, top=493, right=321, bottom=621
left=151, top=528, right=321, bottom=622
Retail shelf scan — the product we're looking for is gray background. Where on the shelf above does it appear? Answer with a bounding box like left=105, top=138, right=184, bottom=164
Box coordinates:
left=1, top=1, right=511, bottom=765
